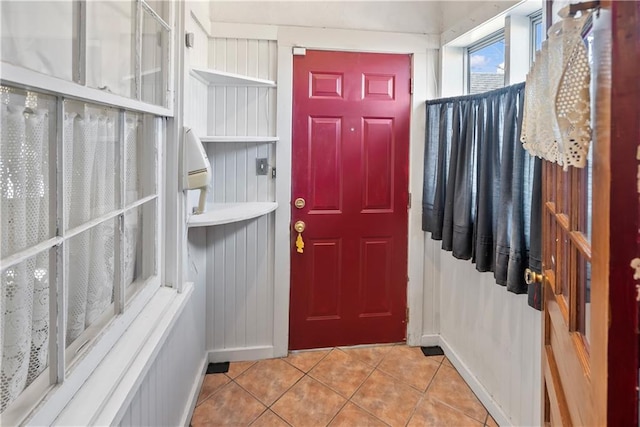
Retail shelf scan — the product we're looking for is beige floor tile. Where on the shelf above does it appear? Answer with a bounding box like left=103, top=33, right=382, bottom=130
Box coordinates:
left=377, top=345, right=440, bottom=391
left=351, top=369, right=422, bottom=426
left=309, top=349, right=374, bottom=398
left=329, top=402, right=388, bottom=426
left=408, top=396, right=484, bottom=426
left=427, top=365, right=488, bottom=423
left=272, top=376, right=347, bottom=427
left=191, top=382, right=266, bottom=426
left=486, top=414, right=499, bottom=427
left=284, top=349, right=330, bottom=373
left=250, top=410, right=291, bottom=427
left=236, top=359, right=304, bottom=406
left=196, top=374, right=230, bottom=406
left=227, top=360, right=257, bottom=379
left=443, top=357, right=454, bottom=368
left=338, top=345, right=393, bottom=367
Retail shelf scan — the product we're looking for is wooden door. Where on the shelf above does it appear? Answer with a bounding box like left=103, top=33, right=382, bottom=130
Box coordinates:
left=541, top=2, right=639, bottom=425
left=289, top=50, right=411, bottom=350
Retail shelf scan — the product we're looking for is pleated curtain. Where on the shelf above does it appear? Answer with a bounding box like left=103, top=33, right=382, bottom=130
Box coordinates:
left=422, top=83, right=543, bottom=307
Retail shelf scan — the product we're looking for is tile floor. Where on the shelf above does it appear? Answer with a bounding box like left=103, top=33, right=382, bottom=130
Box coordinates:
left=191, top=344, right=498, bottom=427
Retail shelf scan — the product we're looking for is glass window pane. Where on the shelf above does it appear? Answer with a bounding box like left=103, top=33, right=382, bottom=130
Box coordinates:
left=1, top=250, right=51, bottom=412
left=124, top=114, right=158, bottom=206
left=64, top=101, right=119, bottom=231
left=534, top=21, right=544, bottom=51
left=65, top=220, right=116, bottom=353
left=1, top=87, right=56, bottom=258
left=0, top=1, right=73, bottom=81
left=125, top=200, right=157, bottom=300
left=141, top=10, right=169, bottom=106
left=86, top=1, right=135, bottom=99
left=469, top=38, right=505, bottom=94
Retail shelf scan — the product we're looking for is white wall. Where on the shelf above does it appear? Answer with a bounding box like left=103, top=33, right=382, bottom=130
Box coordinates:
left=424, top=239, right=541, bottom=426
left=118, top=284, right=206, bottom=427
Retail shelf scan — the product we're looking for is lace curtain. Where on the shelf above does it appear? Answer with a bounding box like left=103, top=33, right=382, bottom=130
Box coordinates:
left=1, top=96, right=141, bottom=412
left=1, top=104, right=51, bottom=411
left=521, top=11, right=592, bottom=169
left=423, top=84, right=543, bottom=308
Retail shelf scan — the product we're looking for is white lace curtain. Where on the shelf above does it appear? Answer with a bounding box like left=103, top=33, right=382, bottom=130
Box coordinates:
left=1, top=100, right=140, bottom=412
left=1, top=105, right=50, bottom=412
left=521, top=10, right=592, bottom=169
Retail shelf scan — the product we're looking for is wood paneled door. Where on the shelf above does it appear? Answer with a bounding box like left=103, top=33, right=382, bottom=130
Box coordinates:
left=540, top=1, right=639, bottom=425
left=289, top=50, right=411, bottom=350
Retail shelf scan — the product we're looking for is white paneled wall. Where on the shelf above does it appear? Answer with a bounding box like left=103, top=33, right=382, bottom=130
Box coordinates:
left=118, top=285, right=206, bottom=427
left=424, top=238, right=542, bottom=426
left=196, top=37, right=278, bottom=360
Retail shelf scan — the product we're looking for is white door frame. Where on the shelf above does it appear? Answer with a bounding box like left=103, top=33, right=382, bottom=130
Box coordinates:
left=271, top=25, right=439, bottom=355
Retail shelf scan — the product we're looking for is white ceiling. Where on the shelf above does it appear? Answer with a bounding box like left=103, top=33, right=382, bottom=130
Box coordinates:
left=209, top=1, right=444, bottom=35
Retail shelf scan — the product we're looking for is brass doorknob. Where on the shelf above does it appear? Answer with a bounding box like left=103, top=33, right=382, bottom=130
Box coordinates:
left=525, top=268, right=543, bottom=285
left=294, top=221, right=306, bottom=233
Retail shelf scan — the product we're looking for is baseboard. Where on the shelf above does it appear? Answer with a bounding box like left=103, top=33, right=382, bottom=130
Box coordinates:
left=180, top=356, right=208, bottom=427
left=439, top=337, right=510, bottom=427
left=420, top=334, right=440, bottom=347
left=208, top=345, right=275, bottom=363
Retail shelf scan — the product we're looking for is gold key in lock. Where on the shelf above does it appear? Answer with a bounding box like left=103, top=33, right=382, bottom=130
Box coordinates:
left=294, top=221, right=305, bottom=253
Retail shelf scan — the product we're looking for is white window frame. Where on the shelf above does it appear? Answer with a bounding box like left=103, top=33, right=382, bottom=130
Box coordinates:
left=465, top=30, right=506, bottom=94
left=0, top=0, right=175, bottom=424
left=530, top=9, right=544, bottom=64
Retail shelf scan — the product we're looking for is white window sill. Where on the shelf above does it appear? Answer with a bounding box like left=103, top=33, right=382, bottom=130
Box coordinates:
left=52, top=283, right=194, bottom=426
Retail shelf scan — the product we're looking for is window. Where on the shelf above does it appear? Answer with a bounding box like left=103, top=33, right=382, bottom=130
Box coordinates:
left=467, top=31, right=505, bottom=94
left=2, top=0, right=171, bottom=108
left=0, top=0, right=171, bottom=422
left=530, top=10, right=544, bottom=63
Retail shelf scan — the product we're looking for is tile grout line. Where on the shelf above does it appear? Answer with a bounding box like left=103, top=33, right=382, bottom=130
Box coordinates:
left=421, top=363, right=491, bottom=425
left=404, top=357, right=445, bottom=426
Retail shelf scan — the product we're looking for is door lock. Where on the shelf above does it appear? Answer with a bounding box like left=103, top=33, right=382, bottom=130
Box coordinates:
left=294, top=198, right=306, bottom=209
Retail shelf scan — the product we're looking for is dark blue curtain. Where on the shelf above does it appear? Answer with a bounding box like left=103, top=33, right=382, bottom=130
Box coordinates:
left=422, top=83, right=542, bottom=309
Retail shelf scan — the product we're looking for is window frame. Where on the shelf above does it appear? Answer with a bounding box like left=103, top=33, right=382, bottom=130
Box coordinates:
left=0, top=0, right=174, bottom=424
left=465, top=29, right=506, bottom=94
left=530, top=9, right=544, bottom=64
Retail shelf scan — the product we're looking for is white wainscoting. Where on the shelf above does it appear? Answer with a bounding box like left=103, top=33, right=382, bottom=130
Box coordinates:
left=423, top=238, right=542, bottom=427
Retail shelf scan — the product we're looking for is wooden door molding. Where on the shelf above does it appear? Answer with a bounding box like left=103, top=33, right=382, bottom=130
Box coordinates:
left=606, top=1, right=640, bottom=425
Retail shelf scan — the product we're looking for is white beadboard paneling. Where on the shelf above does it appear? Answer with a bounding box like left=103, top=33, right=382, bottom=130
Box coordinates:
left=432, top=249, right=542, bottom=426
left=118, top=278, right=207, bottom=426
left=186, top=77, right=208, bottom=136
left=186, top=13, right=209, bottom=69
left=206, top=214, right=274, bottom=352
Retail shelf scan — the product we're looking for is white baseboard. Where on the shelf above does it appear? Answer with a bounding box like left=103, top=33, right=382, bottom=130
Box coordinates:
left=420, top=334, right=440, bottom=347
left=439, top=337, right=510, bottom=427
left=180, top=356, right=208, bottom=427
left=208, top=345, right=275, bottom=363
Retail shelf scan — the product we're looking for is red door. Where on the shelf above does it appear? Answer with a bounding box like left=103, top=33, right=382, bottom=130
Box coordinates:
left=290, top=50, right=411, bottom=350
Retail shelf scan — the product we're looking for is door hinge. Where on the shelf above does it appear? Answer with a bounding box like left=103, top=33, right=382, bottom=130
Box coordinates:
left=407, top=192, right=412, bottom=209
left=405, top=307, right=410, bottom=323
left=410, top=78, right=414, bottom=94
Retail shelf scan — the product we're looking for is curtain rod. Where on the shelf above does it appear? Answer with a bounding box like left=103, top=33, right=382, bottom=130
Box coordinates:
left=569, top=0, right=600, bottom=17
left=425, top=82, right=525, bottom=106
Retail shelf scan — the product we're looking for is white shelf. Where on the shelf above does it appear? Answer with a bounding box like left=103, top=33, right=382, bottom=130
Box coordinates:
left=190, top=68, right=276, bottom=87
left=199, top=136, right=279, bottom=143
left=187, top=202, right=278, bottom=227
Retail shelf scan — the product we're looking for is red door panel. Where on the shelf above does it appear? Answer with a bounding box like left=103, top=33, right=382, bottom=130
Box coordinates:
left=290, top=50, right=410, bottom=350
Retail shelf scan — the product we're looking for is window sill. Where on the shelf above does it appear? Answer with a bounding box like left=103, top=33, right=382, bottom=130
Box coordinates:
left=54, top=283, right=194, bottom=426
left=12, top=283, right=193, bottom=426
